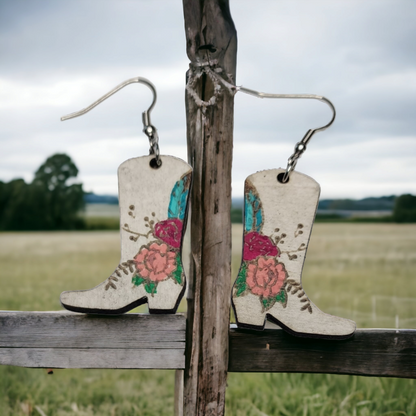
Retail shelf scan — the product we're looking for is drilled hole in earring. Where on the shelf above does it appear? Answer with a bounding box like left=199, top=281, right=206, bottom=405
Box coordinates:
left=277, top=172, right=290, bottom=184
left=149, top=158, right=162, bottom=169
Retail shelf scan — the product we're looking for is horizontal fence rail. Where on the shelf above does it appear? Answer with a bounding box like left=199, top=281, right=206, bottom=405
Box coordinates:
left=229, top=325, right=416, bottom=378
left=1, top=311, right=415, bottom=378
left=0, top=311, right=186, bottom=369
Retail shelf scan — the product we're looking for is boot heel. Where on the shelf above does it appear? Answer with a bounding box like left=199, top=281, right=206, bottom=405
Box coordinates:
left=232, top=299, right=266, bottom=330
left=147, top=280, right=186, bottom=314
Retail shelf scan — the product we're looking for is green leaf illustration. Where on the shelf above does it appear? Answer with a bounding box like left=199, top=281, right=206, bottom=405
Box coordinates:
left=262, top=297, right=276, bottom=311
left=172, top=254, right=183, bottom=284
left=236, top=271, right=246, bottom=285
left=132, top=275, right=145, bottom=287
left=275, top=289, right=286, bottom=304
left=144, top=281, right=157, bottom=295
left=236, top=283, right=247, bottom=296
left=235, top=263, right=247, bottom=297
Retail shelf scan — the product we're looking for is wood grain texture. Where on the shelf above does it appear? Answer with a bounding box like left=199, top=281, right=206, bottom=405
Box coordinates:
left=0, top=348, right=184, bottom=369
left=229, top=326, right=416, bottom=378
left=1, top=311, right=414, bottom=378
left=0, top=311, right=185, bottom=369
left=174, top=370, right=184, bottom=416
left=182, top=0, right=237, bottom=415
left=183, top=0, right=236, bottom=70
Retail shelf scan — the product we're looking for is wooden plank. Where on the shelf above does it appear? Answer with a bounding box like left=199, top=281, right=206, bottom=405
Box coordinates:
left=174, top=370, right=184, bottom=416
left=0, top=311, right=185, bottom=369
left=2, top=311, right=414, bottom=377
left=0, top=311, right=185, bottom=349
left=182, top=0, right=237, bottom=415
left=0, top=348, right=184, bottom=369
left=229, top=326, right=416, bottom=378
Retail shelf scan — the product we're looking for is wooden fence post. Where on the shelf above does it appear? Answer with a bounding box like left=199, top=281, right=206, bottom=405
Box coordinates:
left=182, top=1, right=237, bottom=415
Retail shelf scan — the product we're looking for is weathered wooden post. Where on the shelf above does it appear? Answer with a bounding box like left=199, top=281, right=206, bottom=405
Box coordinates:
left=182, top=1, right=237, bottom=414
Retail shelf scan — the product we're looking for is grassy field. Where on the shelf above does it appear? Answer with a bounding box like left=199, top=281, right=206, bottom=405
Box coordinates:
left=1, top=224, right=415, bottom=415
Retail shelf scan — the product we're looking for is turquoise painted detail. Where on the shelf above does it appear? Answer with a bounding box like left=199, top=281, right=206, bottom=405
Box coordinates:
left=168, top=175, right=190, bottom=220
left=245, top=189, right=263, bottom=232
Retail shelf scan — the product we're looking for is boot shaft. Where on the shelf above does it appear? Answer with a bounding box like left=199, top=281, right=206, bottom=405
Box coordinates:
left=243, top=168, right=320, bottom=283
left=118, top=155, right=192, bottom=262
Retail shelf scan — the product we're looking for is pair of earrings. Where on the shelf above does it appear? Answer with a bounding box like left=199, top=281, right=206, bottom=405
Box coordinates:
left=60, top=77, right=356, bottom=340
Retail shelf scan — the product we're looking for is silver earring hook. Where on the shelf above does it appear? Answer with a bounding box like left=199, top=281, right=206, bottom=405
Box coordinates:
left=61, top=77, right=161, bottom=166
left=238, top=86, right=336, bottom=183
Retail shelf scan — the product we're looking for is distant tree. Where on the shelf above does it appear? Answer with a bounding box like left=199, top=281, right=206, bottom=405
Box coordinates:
left=231, top=208, right=243, bottom=224
left=33, top=153, right=79, bottom=191
left=0, top=181, right=8, bottom=222
left=0, top=179, right=52, bottom=230
left=0, top=153, right=85, bottom=230
left=32, top=153, right=84, bottom=229
left=393, top=194, right=416, bottom=223
left=0, top=179, right=29, bottom=230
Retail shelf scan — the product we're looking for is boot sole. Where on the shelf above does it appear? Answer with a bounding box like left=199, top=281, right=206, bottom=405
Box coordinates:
left=231, top=298, right=354, bottom=340
left=61, top=282, right=186, bottom=316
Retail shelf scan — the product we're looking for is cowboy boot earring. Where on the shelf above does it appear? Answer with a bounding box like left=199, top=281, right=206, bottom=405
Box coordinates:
left=231, top=87, right=356, bottom=339
left=60, top=77, right=192, bottom=314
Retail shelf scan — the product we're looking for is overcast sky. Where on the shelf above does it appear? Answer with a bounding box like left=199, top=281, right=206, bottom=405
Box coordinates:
left=1, top=0, right=415, bottom=199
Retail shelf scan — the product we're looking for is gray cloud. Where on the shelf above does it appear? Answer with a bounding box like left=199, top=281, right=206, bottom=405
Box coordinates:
left=1, top=0, right=415, bottom=198
left=0, top=0, right=187, bottom=76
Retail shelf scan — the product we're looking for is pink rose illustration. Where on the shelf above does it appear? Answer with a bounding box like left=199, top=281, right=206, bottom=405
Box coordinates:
left=246, top=257, right=287, bottom=298
left=134, top=243, right=177, bottom=282
left=243, top=231, right=279, bottom=261
left=154, top=219, right=183, bottom=249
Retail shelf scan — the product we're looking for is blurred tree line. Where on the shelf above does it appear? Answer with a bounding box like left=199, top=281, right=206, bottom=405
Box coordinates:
left=393, top=194, right=416, bottom=223
left=0, top=154, right=85, bottom=230
left=1, top=153, right=416, bottom=229
left=232, top=195, right=416, bottom=224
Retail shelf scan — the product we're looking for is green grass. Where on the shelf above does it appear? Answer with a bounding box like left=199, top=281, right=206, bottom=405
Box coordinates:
left=83, top=217, right=120, bottom=230
left=1, top=224, right=416, bottom=415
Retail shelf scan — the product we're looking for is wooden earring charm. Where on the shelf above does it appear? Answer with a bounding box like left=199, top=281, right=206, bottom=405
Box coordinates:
left=232, top=87, right=356, bottom=339
left=232, top=169, right=356, bottom=339
left=59, top=77, right=192, bottom=314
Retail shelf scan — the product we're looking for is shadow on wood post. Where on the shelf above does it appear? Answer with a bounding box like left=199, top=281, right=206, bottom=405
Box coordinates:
left=182, top=0, right=237, bottom=415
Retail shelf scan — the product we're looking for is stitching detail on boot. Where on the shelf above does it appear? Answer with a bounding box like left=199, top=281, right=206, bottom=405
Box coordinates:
left=105, top=260, right=135, bottom=290
left=287, top=279, right=313, bottom=314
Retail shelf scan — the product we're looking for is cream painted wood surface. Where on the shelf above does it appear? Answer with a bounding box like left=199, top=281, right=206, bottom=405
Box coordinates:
left=232, top=168, right=356, bottom=339
left=61, top=155, right=192, bottom=314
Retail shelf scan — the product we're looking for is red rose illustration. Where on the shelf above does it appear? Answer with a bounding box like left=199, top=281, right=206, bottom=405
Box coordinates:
left=154, top=219, right=183, bottom=249
left=134, top=243, right=177, bottom=282
left=243, top=231, right=278, bottom=261
left=246, top=257, right=287, bottom=298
